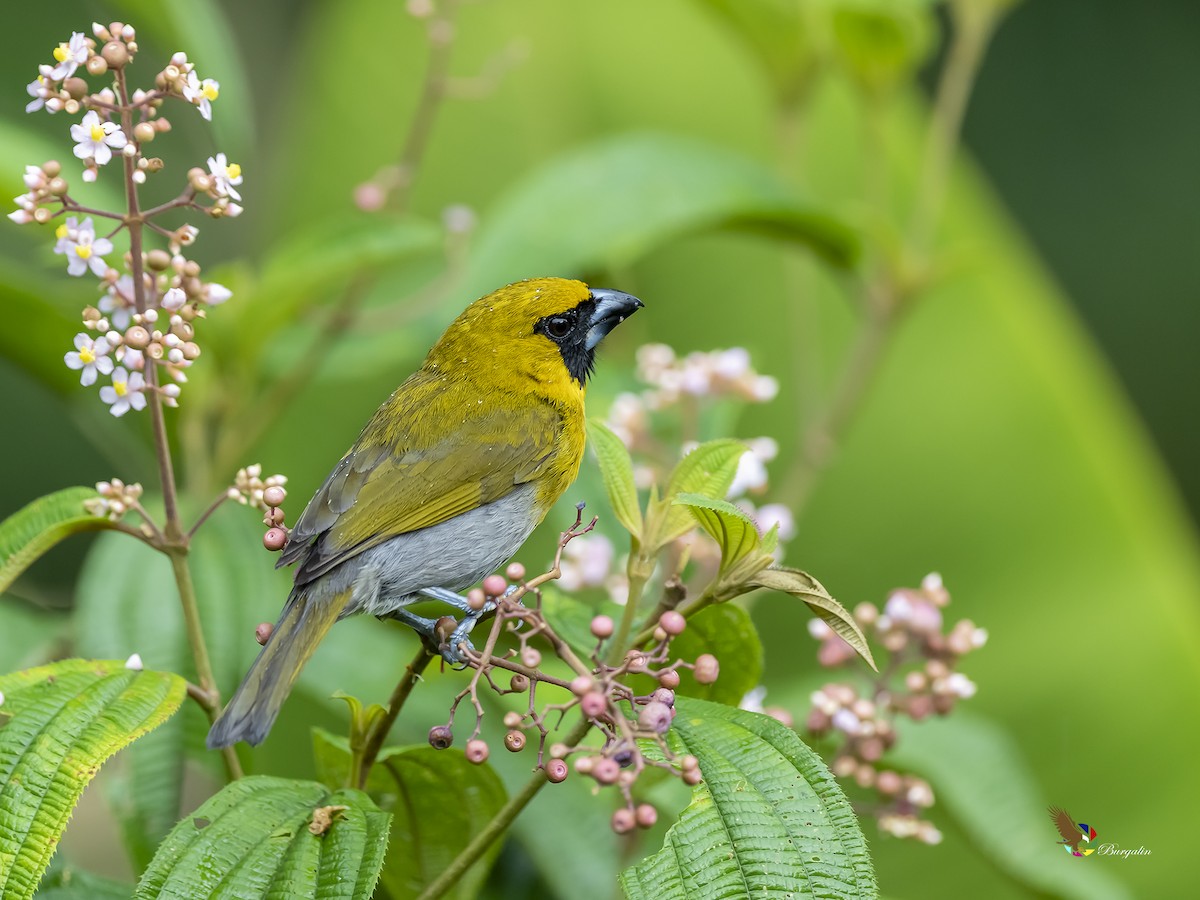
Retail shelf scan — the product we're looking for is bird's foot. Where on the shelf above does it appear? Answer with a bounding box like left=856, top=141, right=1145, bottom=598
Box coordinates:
left=415, top=585, right=523, bottom=663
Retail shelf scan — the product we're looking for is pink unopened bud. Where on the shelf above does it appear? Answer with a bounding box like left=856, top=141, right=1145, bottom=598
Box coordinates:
left=263, top=485, right=286, bottom=508
left=482, top=574, right=507, bottom=597
left=505, top=562, right=526, bottom=581
left=590, top=615, right=614, bottom=639
left=263, top=527, right=287, bottom=551
left=658, top=610, right=686, bottom=635
left=254, top=622, right=273, bottom=645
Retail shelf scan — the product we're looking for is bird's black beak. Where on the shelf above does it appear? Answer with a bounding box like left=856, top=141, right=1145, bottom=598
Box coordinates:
left=585, top=288, right=644, bottom=350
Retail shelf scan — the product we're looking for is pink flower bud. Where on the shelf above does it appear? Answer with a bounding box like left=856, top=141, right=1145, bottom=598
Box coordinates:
left=482, top=574, right=507, bottom=597
left=590, top=615, right=614, bottom=639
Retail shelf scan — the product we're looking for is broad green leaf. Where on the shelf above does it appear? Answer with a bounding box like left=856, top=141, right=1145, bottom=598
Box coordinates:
left=33, top=866, right=131, bottom=900
left=751, top=566, right=877, bottom=671
left=621, top=697, right=877, bottom=898
left=692, top=0, right=821, bottom=105
left=889, top=713, right=1134, bottom=900
left=0, top=487, right=114, bottom=595
left=310, top=730, right=507, bottom=900
left=463, top=133, right=858, bottom=297
left=589, top=421, right=643, bottom=540
left=539, top=588, right=625, bottom=659
left=672, top=492, right=762, bottom=576
left=0, top=601, right=64, bottom=672
left=663, top=604, right=763, bottom=706
left=135, top=775, right=389, bottom=900
left=651, top=439, right=747, bottom=548
left=0, top=659, right=186, bottom=900
left=830, top=0, right=936, bottom=97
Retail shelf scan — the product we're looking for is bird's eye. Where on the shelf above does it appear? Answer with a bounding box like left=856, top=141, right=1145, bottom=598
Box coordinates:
left=545, top=315, right=572, bottom=339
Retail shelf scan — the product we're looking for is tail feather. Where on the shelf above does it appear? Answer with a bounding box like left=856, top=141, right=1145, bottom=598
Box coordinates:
left=207, top=588, right=349, bottom=748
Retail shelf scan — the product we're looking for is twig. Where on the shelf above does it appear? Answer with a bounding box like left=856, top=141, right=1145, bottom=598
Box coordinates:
left=356, top=645, right=433, bottom=789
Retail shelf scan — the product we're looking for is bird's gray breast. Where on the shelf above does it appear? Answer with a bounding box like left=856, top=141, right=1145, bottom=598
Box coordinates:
left=338, top=482, right=542, bottom=618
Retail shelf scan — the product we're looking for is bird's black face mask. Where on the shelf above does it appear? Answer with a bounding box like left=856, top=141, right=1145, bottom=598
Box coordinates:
left=535, top=289, right=643, bottom=385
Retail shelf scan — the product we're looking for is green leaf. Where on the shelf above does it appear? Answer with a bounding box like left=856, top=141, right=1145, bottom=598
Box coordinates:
left=888, top=713, right=1134, bottom=900
left=539, top=588, right=625, bottom=659
left=33, top=866, right=131, bottom=900
left=666, top=604, right=763, bottom=706
left=0, top=487, right=114, bottom=595
left=134, top=775, right=389, bottom=900
left=830, top=0, right=936, bottom=97
left=0, top=601, right=64, bottom=673
left=692, top=0, right=821, bottom=105
left=650, top=439, right=747, bottom=549
left=0, top=659, right=186, bottom=900
left=621, top=697, right=877, bottom=898
left=750, top=567, right=877, bottom=671
left=0, top=263, right=90, bottom=397
left=310, top=730, right=507, bottom=900
left=589, top=421, right=643, bottom=540
left=672, top=492, right=762, bottom=576
left=464, top=133, right=858, bottom=297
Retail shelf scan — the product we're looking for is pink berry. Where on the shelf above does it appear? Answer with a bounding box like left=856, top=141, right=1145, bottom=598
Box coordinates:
left=658, top=669, right=681, bottom=689
left=611, top=808, right=636, bottom=834
left=254, top=622, right=273, bottom=645
left=263, top=527, right=287, bottom=551
left=263, top=485, right=286, bottom=508
left=590, top=615, right=614, bottom=639
left=509, top=673, right=529, bottom=692
left=521, top=647, right=542, bottom=668
left=544, top=759, right=568, bottom=783
left=466, top=588, right=486, bottom=611
left=637, top=700, right=673, bottom=734
left=504, top=730, right=526, bottom=752
left=570, top=675, right=594, bottom=696
left=505, top=562, right=526, bottom=581
left=593, top=758, right=620, bottom=784
left=635, top=803, right=658, bottom=828
left=482, top=574, right=507, bottom=597
left=465, top=739, right=489, bottom=764
left=659, top=611, right=686, bottom=635
left=693, top=654, right=720, bottom=685
left=580, top=691, right=608, bottom=718
left=428, top=726, right=453, bottom=749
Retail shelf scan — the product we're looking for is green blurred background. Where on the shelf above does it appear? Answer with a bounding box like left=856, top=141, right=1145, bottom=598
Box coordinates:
left=2, top=1, right=1197, bottom=898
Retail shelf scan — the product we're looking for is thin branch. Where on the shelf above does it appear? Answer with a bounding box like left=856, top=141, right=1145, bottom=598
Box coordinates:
left=187, top=490, right=232, bottom=539
left=356, top=645, right=433, bottom=789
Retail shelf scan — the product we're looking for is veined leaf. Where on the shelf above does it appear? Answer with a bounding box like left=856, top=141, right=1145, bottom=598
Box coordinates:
left=650, top=439, right=747, bottom=548
left=134, top=776, right=389, bottom=900
left=751, top=566, right=877, bottom=671
left=311, top=730, right=506, bottom=900
left=0, top=487, right=114, bottom=595
left=673, top=492, right=762, bottom=576
left=463, top=132, right=858, bottom=298
left=589, top=421, right=643, bottom=540
left=621, top=697, right=877, bottom=898
left=664, top=604, right=763, bottom=706
left=0, top=660, right=186, bottom=900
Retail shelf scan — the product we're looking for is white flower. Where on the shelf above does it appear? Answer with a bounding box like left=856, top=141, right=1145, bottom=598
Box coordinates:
left=205, top=282, right=232, bottom=305
left=124, top=653, right=144, bottom=671
left=712, top=347, right=751, bottom=380
left=206, top=153, right=242, bottom=201
left=49, top=32, right=89, bottom=80
left=64, top=333, right=114, bottom=386
left=9, top=195, right=35, bottom=224
left=100, top=367, right=147, bottom=416
left=71, top=110, right=127, bottom=166
left=161, top=287, right=187, bottom=311
left=53, top=217, right=113, bottom=277
left=182, top=71, right=220, bottom=120
left=100, top=275, right=136, bottom=329
left=557, top=534, right=614, bottom=591
left=26, top=77, right=49, bottom=113
left=728, top=450, right=768, bottom=498
left=740, top=685, right=768, bottom=714
left=756, top=503, right=796, bottom=542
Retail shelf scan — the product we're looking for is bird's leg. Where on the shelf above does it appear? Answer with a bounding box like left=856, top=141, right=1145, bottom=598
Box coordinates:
left=440, top=585, right=525, bottom=661
left=417, top=586, right=482, bottom=615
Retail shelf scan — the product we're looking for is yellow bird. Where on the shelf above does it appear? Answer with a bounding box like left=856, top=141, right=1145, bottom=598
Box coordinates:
left=208, top=277, right=642, bottom=748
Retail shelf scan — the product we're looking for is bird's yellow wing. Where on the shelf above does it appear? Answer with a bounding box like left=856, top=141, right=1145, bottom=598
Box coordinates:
left=280, top=372, right=565, bottom=585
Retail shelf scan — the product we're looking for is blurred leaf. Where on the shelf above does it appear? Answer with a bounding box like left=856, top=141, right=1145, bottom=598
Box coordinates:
left=649, top=439, right=746, bottom=549
left=830, top=0, right=936, bottom=97
left=589, top=421, right=643, bottom=540
left=108, top=0, right=253, bottom=153
left=539, top=588, right=623, bottom=658
left=665, top=604, right=763, bottom=705
left=889, top=713, right=1134, bottom=900
left=33, top=866, right=131, bottom=900
left=0, top=659, right=185, bottom=900
left=692, top=0, right=821, bottom=105
left=621, top=697, right=877, bottom=898
left=134, top=775, right=389, bottom=900
left=0, top=263, right=91, bottom=397
left=0, top=601, right=64, bottom=672
left=673, top=492, right=763, bottom=577
left=245, top=213, right=441, bottom=350
left=0, top=120, right=124, bottom=224
left=751, top=566, right=877, bottom=671
left=311, top=730, right=507, bottom=900
left=0, top=486, right=114, bottom=595
left=464, top=133, right=858, bottom=297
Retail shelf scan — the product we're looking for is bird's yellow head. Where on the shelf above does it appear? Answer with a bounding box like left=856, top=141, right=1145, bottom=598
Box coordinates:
left=425, top=277, right=643, bottom=397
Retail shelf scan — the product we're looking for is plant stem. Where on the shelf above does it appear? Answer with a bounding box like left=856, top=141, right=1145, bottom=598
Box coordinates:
left=608, top=552, right=653, bottom=666
left=415, top=716, right=592, bottom=900
left=356, top=645, right=433, bottom=789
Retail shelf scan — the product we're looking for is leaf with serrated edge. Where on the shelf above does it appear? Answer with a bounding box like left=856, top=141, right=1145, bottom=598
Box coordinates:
left=0, top=660, right=186, bottom=900
left=752, top=566, right=877, bottom=671
left=621, top=697, right=877, bottom=899
left=589, top=421, right=643, bottom=539
left=134, top=775, right=389, bottom=900
left=0, top=487, right=114, bottom=594
left=650, top=440, right=746, bottom=549
left=673, top=492, right=761, bottom=573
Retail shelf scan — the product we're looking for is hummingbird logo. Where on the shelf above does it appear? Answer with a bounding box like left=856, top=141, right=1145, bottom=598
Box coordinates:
left=1048, top=806, right=1097, bottom=857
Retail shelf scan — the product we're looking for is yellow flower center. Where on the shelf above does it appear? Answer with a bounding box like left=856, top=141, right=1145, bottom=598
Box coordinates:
left=53, top=43, right=70, bottom=63
left=76, top=245, right=92, bottom=260
left=114, top=379, right=127, bottom=397
left=56, top=224, right=68, bottom=240
left=79, top=347, right=96, bottom=364
left=90, top=124, right=106, bottom=142
left=226, top=163, right=241, bottom=179
left=202, top=82, right=219, bottom=101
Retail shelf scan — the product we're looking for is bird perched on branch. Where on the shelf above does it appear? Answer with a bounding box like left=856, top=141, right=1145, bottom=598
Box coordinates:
left=208, top=277, right=642, bottom=748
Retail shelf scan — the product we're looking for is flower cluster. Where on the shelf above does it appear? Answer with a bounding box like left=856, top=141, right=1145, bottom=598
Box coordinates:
left=11, top=23, right=242, bottom=415
left=83, top=477, right=144, bottom=520
left=804, top=573, right=985, bottom=843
